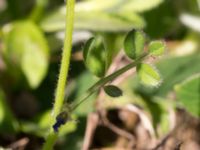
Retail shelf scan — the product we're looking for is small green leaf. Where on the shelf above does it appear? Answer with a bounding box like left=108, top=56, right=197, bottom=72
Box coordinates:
left=83, top=37, right=94, bottom=61
left=104, top=85, right=123, bottom=97
left=103, top=33, right=124, bottom=68
left=83, top=36, right=106, bottom=77
left=4, top=21, right=49, bottom=88
left=175, top=74, right=200, bottom=117
left=124, top=30, right=146, bottom=59
left=149, top=40, right=165, bottom=56
left=137, top=63, right=162, bottom=87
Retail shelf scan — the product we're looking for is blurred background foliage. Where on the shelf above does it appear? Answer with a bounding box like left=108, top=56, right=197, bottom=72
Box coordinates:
left=0, top=0, right=200, bottom=149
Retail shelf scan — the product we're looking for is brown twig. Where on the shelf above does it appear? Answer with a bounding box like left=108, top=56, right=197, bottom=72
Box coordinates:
left=82, top=113, right=99, bottom=150
left=100, top=109, right=136, bottom=148
left=7, top=137, right=29, bottom=150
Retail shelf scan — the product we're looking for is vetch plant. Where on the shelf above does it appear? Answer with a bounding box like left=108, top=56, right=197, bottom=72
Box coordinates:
left=1, top=0, right=200, bottom=149
left=42, top=1, right=166, bottom=147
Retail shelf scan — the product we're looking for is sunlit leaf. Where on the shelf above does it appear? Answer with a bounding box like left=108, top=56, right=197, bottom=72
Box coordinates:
left=175, top=74, right=200, bottom=117
left=104, top=85, right=123, bottom=97
left=76, top=0, right=163, bottom=13
left=4, top=21, right=49, bottom=88
left=75, top=12, right=145, bottom=32
left=40, top=8, right=145, bottom=32
left=83, top=36, right=106, bottom=77
left=120, top=0, right=164, bottom=12
left=40, top=0, right=164, bottom=32
left=137, top=63, right=162, bottom=87
left=149, top=40, right=165, bottom=56
left=124, top=30, right=146, bottom=59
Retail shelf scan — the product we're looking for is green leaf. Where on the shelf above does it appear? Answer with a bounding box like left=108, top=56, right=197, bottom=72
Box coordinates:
left=83, top=37, right=94, bottom=61
left=155, top=54, right=200, bottom=96
left=149, top=40, right=165, bottom=56
left=71, top=71, right=98, bottom=116
left=4, top=21, right=49, bottom=88
left=124, top=30, right=146, bottom=59
left=175, top=74, right=200, bottom=117
left=120, top=0, right=164, bottom=12
left=0, top=89, right=19, bottom=133
left=76, top=0, right=163, bottom=13
left=40, top=0, right=165, bottom=32
left=103, top=33, right=124, bottom=68
left=75, top=12, right=145, bottom=32
left=104, top=85, right=123, bottom=97
left=137, top=63, right=162, bottom=87
left=83, top=36, right=106, bottom=77
left=40, top=8, right=145, bottom=32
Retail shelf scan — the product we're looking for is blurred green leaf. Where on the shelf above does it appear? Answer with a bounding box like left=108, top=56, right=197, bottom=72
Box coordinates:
left=83, top=37, right=94, bottom=61
left=135, top=54, right=200, bottom=97
left=119, top=0, right=164, bottom=12
left=102, top=33, right=125, bottom=67
left=151, top=97, right=172, bottom=136
left=74, top=12, right=145, bottom=32
left=156, top=54, right=200, bottom=96
left=175, top=74, right=200, bottom=117
left=137, top=63, right=162, bottom=87
left=149, top=40, right=165, bottom=56
left=124, top=30, right=146, bottom=59
left=76, top=0, right=164, bottom=12
left=83, top=36, right=106, bottom=77
left=4, top=21, right=49, bottom=88
left=58, top=117, right=87, bottom=150
left=104, top=85, right=123, bottom=97
left=71, top=71, right=98, bottom=116
left=41, top=0, right=164, bottom=32
left=40, top=5, right=145, bottom=32
left=0, top=89, right=19, bottom=133
left=143, top=0, right=178, bottom=38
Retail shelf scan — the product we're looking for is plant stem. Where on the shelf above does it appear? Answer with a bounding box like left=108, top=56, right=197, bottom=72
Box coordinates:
left=42, top=0, right=75, bottom=149
left=72, top=53, right=148, bottom=110
left=30, top=0, right=49, bottom=22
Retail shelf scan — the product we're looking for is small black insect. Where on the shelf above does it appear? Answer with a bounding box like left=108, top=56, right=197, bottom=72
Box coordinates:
left=53, top=111, right=70, bottom=132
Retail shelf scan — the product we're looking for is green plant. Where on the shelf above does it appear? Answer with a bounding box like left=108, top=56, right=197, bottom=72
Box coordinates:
left=1, top=0, right=200, bottom=150
left=42, top=0, right=75, bottom=149
left=0, top=0, right=166, bottom=149
left=41, top=2, right=166, bottom=147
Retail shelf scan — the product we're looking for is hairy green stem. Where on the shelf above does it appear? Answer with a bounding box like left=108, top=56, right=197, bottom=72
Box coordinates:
left=42, top=0, right=75, bottom=149
left=72, top=53, right=148, bottom=110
